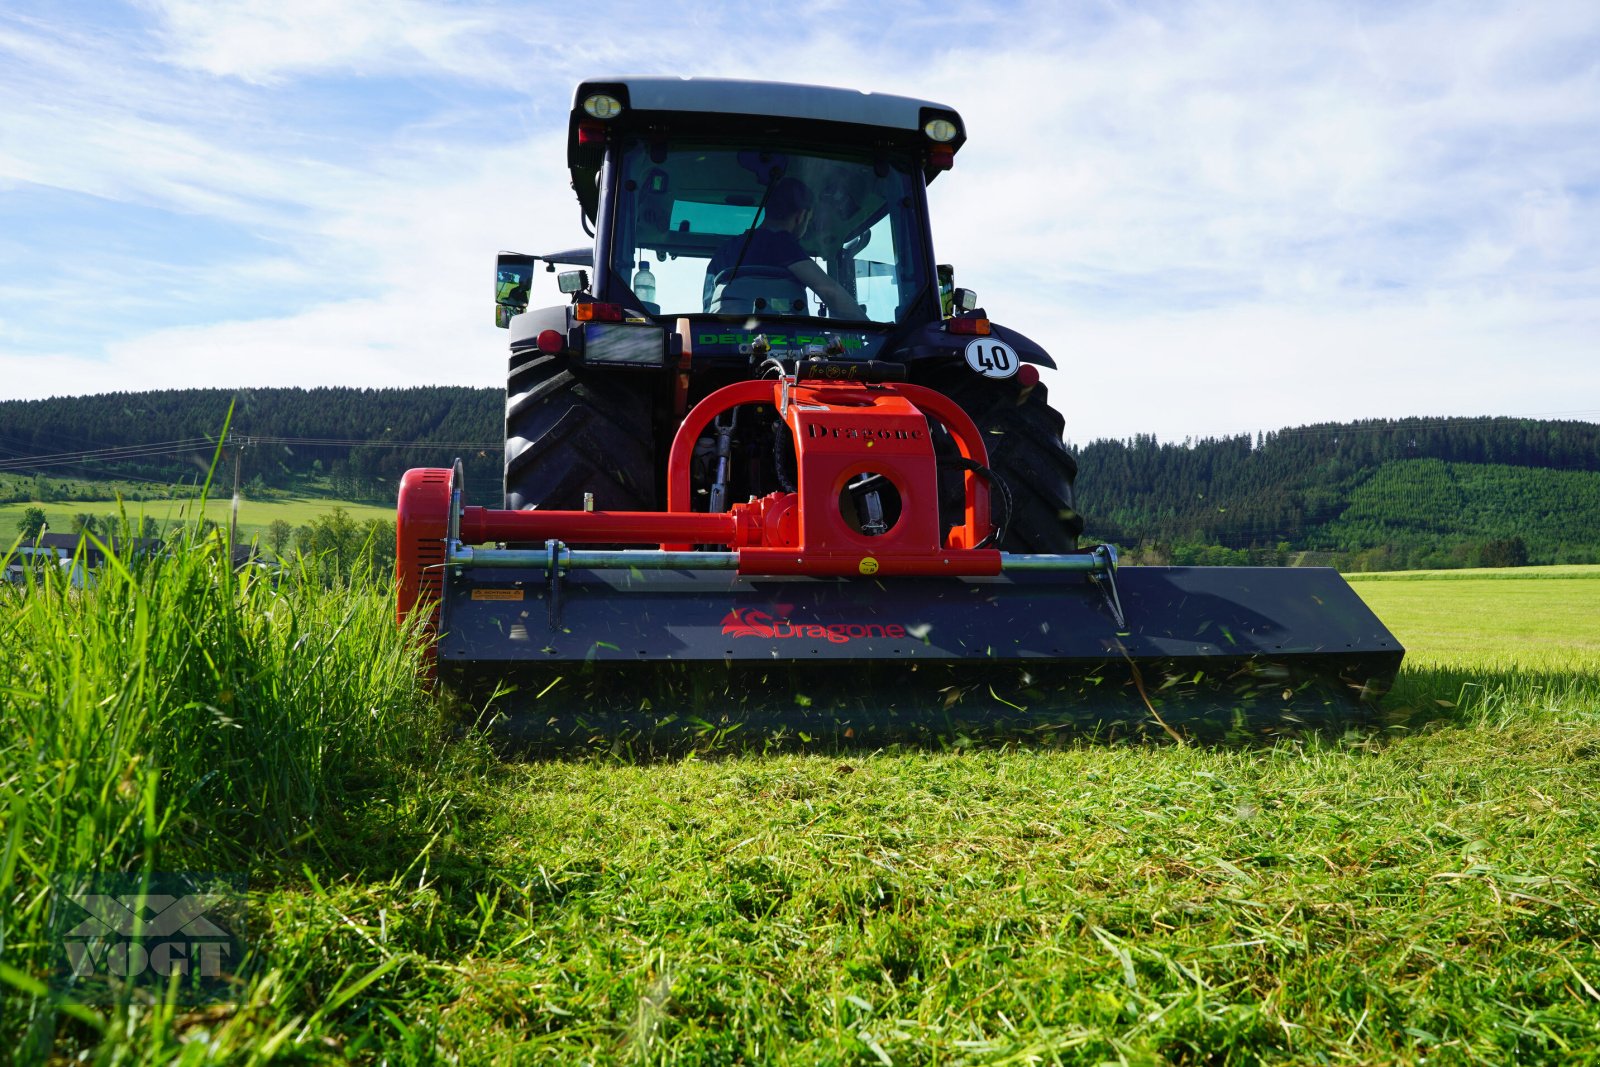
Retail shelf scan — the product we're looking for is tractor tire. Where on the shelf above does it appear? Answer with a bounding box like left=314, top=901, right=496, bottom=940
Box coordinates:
left=914, top=364, right=1084, bottom=553
left=504, top=354, right=658, bottom=512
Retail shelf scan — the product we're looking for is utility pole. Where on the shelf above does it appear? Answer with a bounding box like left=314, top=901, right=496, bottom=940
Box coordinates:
left=228, top=435, right=246, bottom=565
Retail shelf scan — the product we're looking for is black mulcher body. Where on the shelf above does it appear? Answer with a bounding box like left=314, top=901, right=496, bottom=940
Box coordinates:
left=397, top=77, right=1403, bottom=741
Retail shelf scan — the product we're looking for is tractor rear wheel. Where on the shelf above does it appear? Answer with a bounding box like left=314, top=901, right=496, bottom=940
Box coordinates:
left=503, top=354, right=658, bottom=511
left=916, top=364, right=1084, bottom=553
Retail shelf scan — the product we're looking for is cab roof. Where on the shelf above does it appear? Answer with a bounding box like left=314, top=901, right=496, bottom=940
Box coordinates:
left=575, top=77, right=963, bottom=134
left=566, top=77, right=966, bottom=220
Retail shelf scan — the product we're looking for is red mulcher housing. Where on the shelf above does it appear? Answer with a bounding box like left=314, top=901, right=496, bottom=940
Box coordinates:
left=396, top=78, right=1402, bottom=741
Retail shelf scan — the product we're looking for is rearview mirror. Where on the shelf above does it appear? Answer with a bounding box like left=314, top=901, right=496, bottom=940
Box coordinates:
left=495, top=252, right=536, bottom=328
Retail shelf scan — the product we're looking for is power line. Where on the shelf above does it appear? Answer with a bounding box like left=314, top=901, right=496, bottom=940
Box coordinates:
left=241, top=435, right=502, bottom=449
left=0, top=439, right=222, bottom=472
left=0, top=434, right=502, bottom=473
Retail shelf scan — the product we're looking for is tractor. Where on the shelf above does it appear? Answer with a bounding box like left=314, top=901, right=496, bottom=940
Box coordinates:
left=397, top=78, right=1402, bottom=740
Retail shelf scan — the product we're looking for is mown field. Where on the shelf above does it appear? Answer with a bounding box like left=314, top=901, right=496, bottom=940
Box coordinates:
left=1347, top=564, right=1600, bottom=669
left=1, top=556, right=1596, bottom=1064
left=0, top=495, right=394, bottom=543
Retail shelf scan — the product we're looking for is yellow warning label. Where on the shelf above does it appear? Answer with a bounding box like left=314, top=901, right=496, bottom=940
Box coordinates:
left=858, top=557, right=880, bottom=576
left=471, top=588, right=524, bottom=601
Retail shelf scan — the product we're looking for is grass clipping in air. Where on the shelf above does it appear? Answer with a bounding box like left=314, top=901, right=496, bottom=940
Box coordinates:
left=1, top=555, right=1597, bottom=1063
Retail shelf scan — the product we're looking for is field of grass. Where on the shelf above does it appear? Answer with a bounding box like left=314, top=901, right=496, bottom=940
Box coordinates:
left=1349, top=565, right=1600, bottom=672
left=1347, top=564, right=1600, bottom=581
left=2, top=556, right=1596, bottom=1063
left=0, top=495, right=394, bottom=543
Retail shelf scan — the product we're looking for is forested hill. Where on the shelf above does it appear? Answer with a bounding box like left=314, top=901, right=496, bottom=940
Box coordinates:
left=3, top=389, right=1597, bottom=566
left=0, top=387, right=505, bottom=505
left=1075, top=417, right=1600, bottom=567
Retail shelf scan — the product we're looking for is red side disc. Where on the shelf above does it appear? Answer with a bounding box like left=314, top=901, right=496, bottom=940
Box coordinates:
left=396, top=467, right=454, bottom=670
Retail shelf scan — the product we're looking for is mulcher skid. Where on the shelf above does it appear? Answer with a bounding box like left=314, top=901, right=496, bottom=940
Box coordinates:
left=398, top=372, right=1404, bottom=743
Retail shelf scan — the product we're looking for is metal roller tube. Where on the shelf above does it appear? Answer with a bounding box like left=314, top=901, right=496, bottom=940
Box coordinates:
left=447, top=543, right=1115, bottom=575
left=999, top=546, right=1116, bottom=574
left=448, top=544, right=739, bottom=570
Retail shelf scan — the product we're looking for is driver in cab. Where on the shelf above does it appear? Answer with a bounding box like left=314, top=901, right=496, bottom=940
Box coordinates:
left=707, top=177, right=866, bottom=320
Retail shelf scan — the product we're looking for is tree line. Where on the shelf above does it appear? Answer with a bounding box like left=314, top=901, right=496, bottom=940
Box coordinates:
left=4, top=389, right=1597, bottom=569
left=1075, top=417, right=1600, bottom=567
left=0, top=386, right=503, bottom=505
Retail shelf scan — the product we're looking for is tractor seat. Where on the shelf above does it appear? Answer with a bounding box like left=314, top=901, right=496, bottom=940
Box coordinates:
left=705, top=267, right=808, bottom=315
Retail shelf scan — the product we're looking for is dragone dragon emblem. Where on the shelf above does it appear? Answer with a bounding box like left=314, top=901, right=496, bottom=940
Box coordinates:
left=720, top=609, right=777, bottom=638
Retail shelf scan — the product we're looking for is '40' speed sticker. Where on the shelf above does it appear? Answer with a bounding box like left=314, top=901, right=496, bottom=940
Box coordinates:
left=964, top=337, right=1019, bottom=379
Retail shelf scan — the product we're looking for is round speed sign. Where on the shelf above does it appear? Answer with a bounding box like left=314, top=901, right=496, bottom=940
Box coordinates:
left=963, top=337, right=1019, bottom=379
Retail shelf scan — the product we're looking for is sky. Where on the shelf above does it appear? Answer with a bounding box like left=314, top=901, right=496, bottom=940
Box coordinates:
left=2, top=0, right=1597, bottom=446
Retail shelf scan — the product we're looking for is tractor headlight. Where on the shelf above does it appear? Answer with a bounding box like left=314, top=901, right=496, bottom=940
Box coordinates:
left=582, top=93, right=624, bottom=120
left=923, top=118, right=958, bottom=143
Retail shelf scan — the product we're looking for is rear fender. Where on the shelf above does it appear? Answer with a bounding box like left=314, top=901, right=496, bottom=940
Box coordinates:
left=890, top=317, right=1057, bottom=370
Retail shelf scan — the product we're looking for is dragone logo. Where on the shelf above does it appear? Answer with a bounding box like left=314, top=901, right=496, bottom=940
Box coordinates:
left=721, top=608, right=906, bottom=644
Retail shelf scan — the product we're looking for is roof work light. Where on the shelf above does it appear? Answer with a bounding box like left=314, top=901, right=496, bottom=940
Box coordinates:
left=582, top=93, right=624, bottom=120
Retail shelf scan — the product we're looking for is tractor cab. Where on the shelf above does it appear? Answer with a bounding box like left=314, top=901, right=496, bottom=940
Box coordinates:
left=497, top=78, right=967, bottom=363
left=603, top=134, right=935, bottom=324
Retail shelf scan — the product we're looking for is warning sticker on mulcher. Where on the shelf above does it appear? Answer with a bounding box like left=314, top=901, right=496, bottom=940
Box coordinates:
left=964, top=338, right=1019, bottom=379
left=471, top=588, right=524, bottom=601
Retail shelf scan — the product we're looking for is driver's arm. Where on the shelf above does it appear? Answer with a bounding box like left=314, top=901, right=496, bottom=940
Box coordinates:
left=789, top=260, right=866, bottom=320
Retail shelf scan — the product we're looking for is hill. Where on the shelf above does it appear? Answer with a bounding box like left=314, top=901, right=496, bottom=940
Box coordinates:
left=3, top=390, right=1597, bottom=567
left=1074, top=417, right=1600, bottom=567
left=0, top=386, right=503, bottom=505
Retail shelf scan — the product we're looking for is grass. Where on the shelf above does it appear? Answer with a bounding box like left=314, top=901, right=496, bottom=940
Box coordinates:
left=1349, top=566, right=1600, bottom=672
left=1346, top=564, right=1600, bottom=582
left=0, top=495, right=395, bottom=543
left=1, top=555, right=1597, bottom=1064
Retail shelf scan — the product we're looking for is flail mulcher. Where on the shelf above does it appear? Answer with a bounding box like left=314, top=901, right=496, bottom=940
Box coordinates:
left=396, top=77, right=1403, bottom=742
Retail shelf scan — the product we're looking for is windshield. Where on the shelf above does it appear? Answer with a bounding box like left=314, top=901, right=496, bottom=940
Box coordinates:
left=607, top=137, right=930, bottom=325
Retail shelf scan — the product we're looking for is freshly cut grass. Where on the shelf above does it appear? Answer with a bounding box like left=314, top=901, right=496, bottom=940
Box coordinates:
left=450, top=714, right=1600, bottom=1064
left=3, top=552, right=1597, bottom=1063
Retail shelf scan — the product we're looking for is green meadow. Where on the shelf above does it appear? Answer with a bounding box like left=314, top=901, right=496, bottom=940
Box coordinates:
left=0, top=495, right=394, bottom=544
left=1349, top=565, right=1600, bottom=670
left=1, top=556, right=1596, bottom=1064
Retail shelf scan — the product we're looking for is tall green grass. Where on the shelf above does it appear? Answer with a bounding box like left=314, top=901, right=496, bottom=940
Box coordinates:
left=0, top=525, right=452, bottom=1061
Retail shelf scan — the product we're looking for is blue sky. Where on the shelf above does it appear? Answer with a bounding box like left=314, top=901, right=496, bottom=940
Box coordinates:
left=2, top=0, right=1597, bottom=444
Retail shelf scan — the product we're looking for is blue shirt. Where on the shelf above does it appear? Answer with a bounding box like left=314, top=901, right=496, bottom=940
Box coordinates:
left=708, top=228, right=808, bottom=281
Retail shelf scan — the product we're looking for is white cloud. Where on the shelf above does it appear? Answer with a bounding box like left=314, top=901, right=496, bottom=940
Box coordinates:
left=1037, top=291, right=1600, bottom=445
left=0, top=0, right=1596, bottom=449
left=0, top=125, right=576, bottom=398
left=144, top=0, right=506, bottom=85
